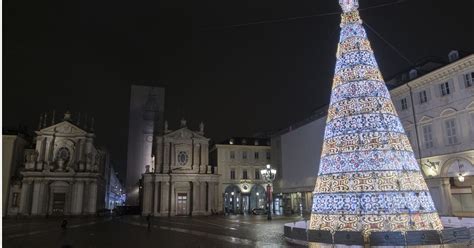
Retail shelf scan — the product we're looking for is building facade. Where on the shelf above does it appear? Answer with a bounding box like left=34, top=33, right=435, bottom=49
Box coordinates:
left=126, top=85, right=165, bottom=205
left=271, top=110, right=327, bottom=215
left=141, top=119, right=219, bottom=216
left=2, top=130, right=30, bottom=216
left=390, top=52, right=474, bottom=217
left=106, top=166, right=126, bottom=209
left=14, top=111, right=107, bottom=216
left=210, top=137, right=271, bottom=214
left=272, top=52, right=474, bottom=217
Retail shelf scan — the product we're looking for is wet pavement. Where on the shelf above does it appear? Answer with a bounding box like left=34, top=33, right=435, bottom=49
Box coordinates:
left=3, top=214, right=307, bottom=248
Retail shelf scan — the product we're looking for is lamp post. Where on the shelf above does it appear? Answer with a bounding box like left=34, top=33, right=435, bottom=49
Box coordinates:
left=260, top=164, right=276, bottom=220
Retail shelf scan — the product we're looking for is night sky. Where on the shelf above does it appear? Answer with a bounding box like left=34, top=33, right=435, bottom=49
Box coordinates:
left=4, top=0, right=473, bottom=180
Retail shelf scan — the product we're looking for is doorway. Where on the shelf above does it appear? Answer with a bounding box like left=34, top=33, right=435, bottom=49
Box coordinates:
left=176, top=193, right=188, bottom=215
left=52, top=193, right=66, bottom=215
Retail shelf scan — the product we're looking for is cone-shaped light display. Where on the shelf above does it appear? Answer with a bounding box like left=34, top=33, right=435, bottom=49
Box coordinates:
left=309, top=0, right=443, bottom=238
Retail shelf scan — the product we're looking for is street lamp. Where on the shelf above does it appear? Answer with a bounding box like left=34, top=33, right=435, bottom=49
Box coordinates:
left=260, top=164, right=276, bottom=220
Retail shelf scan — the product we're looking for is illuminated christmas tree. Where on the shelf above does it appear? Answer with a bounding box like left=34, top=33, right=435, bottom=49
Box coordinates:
left=309, top=0, right=443, bottom=239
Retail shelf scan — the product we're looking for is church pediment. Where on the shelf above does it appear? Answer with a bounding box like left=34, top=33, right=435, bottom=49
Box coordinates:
left=39, top=121, right=88, bottom=136
left=164, top=128, right=207, bottom=140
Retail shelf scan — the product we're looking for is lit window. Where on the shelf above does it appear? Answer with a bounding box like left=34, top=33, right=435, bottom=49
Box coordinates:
left=230, top=151, right=235, bottom=159
left=254, top=152, right=259, bottom=159
left=401, top=98, right=408, bottom=110
left=242, top=151, right=247, bottom=159
left=464, top=72, right=474, bottom=88
left=255, top=169, right=260, bottom=180
left=445, top=118, right=458, bottom=145
left=266, top=152, right=271, bottom=160
left=422, top=125, right=433, bottom=149
left=419, top=91, right=427, bottom=104
left=440, top=82, right=450, bottom=96
left=230, top=169, right=235, bottom=180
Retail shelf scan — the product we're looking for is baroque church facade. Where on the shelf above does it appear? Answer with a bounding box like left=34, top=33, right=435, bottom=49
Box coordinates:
left=141, top=119, right=219, bottom=216
left=13, top=111, right=107, bottom=216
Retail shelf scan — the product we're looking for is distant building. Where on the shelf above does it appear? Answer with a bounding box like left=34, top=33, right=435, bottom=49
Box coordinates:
left=2, top=129, right=30, bottom=216
left=272, top=51, right=474, bottom=216
left=14, top=111, right=108, bottom=216
left=210, top=137, right=271, bottom=214
left=141, top=119, right=219, bottom=216
left=126, top=85, right=165, bottom=205
left=106, top=166, right=125, bottom=209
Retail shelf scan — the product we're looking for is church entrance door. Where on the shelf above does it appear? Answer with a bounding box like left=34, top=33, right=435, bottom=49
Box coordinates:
left=52, top=193, right=66, bottom=215
left=176, top=193, right=188, bottom=215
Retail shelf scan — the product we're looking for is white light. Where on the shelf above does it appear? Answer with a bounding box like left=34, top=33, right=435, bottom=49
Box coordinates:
left=256, top=192, right=259, bottom=196
left=266, top=164, right=271, bottom=169
left=231, top=192, right=234, bottom=196
left=458, top=174, right=465, bottom=182
left=271, top=169, right=277, bottom=175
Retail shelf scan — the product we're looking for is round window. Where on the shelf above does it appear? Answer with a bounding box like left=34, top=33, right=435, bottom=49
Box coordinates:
left=57, top=147, right=70, bottom=162
left=177, top=151, right=188, bottom=166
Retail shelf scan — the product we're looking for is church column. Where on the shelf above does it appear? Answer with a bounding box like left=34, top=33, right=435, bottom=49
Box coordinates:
left=170, top=144, right=176, bottom=168
left=200, top=181, right=206, bottom=214
left=170, top=182, right=176, bottom=216
left=153, top=180, right=160, bottom=215
left=192, top=181, right=200, bottom=215
left=193, top=143, right=200, bottom=172
left=163, top=142, right=170, bottom=173
left=71, top=181, right=84, bottom=215
left=87, top=181, right=97, bottom=214
left=200, top=144, right=206, bottom=173
left=214, top=183, right=220, bottom=213
left=19, top=180, right=33, bottom=215
left=31, top=180, right=48, bottom=215
left=160, top=182, right=170, bottom=216
left=207, top=182, right=213, bottom=214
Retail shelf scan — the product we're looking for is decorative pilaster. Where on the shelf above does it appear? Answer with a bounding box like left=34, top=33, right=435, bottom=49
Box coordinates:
left=192, top=181, right=200, bottom=215
left=19, top=180, right=33, bottom=215
left=170, top=182, right=176, bottom=216
left=163, top=142, right=170, bottom=173
left=160, top=182, right=170, bottom=215
left=199, top=181, right=206, bottom=214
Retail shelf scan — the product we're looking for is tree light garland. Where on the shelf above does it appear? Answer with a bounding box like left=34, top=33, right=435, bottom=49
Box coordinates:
left=309, top=0, right=442, bottom=240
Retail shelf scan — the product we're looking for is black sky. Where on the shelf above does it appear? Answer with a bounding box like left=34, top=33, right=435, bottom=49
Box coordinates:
left=4, top=0, right=473, bottom=180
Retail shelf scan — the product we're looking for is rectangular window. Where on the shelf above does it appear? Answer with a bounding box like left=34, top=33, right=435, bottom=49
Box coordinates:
left=242, top=151, right=247, bottom=159
left=254, top=152, right=259, bottom=159
left=419, top=91, right=427, bottom=104
left=243, top=169, right=248, bottom=179
left=445, top=118, right=458, bottom=145
left=464, top=72, right=474, bottom=88
left=266, top=152, right=271, bottom=160
left=230, top=169, right=235, bottom=180
left=230, top=151, right=235, bottom=159
left=441, top=82, right=450, bottom=96
left=422, top=125, right=433, bottom=149
left=401, top=98, right=408, bottom=110
left=12, top=193, right=19, bottom=207
left=255, top=169, right=260, bottom=180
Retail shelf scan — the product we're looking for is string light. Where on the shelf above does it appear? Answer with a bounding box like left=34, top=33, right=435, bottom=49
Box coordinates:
left=309, top=0, right=442, bottom=239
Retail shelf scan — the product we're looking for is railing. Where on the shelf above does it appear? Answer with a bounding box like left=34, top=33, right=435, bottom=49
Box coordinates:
left=284, top=220, right=474, bottom=247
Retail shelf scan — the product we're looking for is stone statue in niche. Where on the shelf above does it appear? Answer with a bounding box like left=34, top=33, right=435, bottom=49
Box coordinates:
left=86, top=153, right=93, bottom=164
left=57, top=158, right=65, bottom=171
left=31, top=150, right=39, bottom=162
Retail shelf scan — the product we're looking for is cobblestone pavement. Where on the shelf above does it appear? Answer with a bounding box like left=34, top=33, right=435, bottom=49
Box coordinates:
left=3, top=215, right=307, bottom=248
